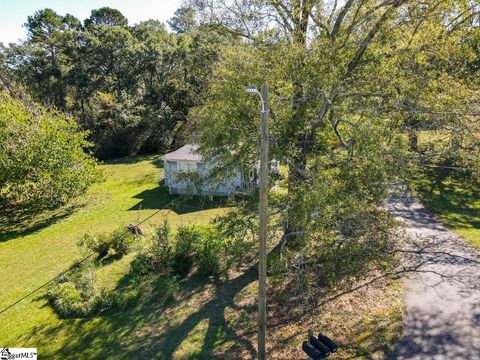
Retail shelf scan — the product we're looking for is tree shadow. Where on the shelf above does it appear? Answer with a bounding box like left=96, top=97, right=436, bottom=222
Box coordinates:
left=0, top=204, right=78, bottom=243
left=150, top=268, right=258, bottom=359
left=415, top=169, right=480, bottom=231
left=387, top=305, right=480, bottom=359
left=105, top=154, right=162, bottom=166
left=19, top=264, right=259, bottom=359
left=129, top=186, right=228, bottom=215
left=16, top=237, right=414, bottom=359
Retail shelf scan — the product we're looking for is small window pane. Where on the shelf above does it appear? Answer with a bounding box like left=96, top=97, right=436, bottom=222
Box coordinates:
left=167, top=161, right=177, bottom=171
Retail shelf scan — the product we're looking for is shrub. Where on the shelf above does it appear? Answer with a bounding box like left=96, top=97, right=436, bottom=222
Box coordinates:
left=91, top=288, right=115, bottom=313
left=77, top=233, right=111, bottom=259
left=46, top=260, right=95, bottom=318
left=111, top=229, right=134, bottom=256
left=161, top=276, right=179, bottom=304
left=172, top=252, right=193, bottom=277
left=93, top=288, right=141, bottom=314
left=150, top=220, right=172, bottom=272
left=193, top=226, right=223, bottom=277
left=47, top=256, right=143, bottom=317
left=130, top=252, right=155, bottom=276
left=48, top=282, right=95, bottom=318
left=172, top=225, right=197, bottom=277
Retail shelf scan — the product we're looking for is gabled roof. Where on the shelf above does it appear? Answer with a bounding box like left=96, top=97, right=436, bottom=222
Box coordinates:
left=161, top=144, right=204, bottom=162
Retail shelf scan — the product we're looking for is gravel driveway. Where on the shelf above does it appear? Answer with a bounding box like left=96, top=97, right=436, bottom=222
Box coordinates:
left=386, top=194, right=480, bottom=359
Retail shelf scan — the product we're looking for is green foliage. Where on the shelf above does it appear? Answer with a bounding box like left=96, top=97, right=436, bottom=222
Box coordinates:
left=213, top=205, right=258, bottom=269
left=129, top=221, right=173, bottom=277
left=47, top=282, right=88, bottom=318
left=2, top=7, right=234, bottom=159
left=186, top=0, right=480, bottom=300
left=193, top=226, right=224, bottom=277
left=172, top=224, right=229, bottom=277
left=46, top=260, right=95, bottom=318
left=172, top=225, right=196, bottom=276
left=150, top=220, right=173, bottom=273
left=77, top=227, right=135, bottom=259
left=168, top=6, right=197, bottom=34
left=129, top=221, right=229, bottom=279
left=0, top=93, right=101, bottom=211
left=77, top=233, right=111, bottom=259
left=111, top=229, right=134, bottom=256
left=47, top=259, right=142, bottom=318
left=85, top=7, right=128, bottom=27
left=93, top=288, right=141, bottom=314
left=130, top=252, right=155, bottom=276
left=49, top=226, right=138, bottom=318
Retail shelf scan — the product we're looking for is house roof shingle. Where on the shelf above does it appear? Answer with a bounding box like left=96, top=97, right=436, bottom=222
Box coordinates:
left=160, top=144, right=204, bottom=162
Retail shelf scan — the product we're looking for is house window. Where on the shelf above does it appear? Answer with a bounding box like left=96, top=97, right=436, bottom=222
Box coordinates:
left=196, top=162, right=204, bottom=172
left=167, top=161, right=177, bottom=171
left=178, top=161, right=197, bottom=172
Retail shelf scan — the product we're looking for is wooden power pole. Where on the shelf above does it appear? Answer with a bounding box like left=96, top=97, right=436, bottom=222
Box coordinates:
left=258, top=83, right=269, bottom=360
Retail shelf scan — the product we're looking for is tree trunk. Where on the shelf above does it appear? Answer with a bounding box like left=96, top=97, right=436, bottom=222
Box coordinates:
left=283, top=1, right=312, bottom=244
left=408, top=130, right=418, bottom=152
left=285, top=137, right=308, bottom=242
left=406, top=116, right=419, bottom=152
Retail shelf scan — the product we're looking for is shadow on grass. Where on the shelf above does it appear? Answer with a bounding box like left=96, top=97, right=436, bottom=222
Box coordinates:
left=105, top=154, right=163, bottom=167
left=0, top=204, right=78, bottom=243
left=129, top=185, right=228, bottom=215
left=414, top=169, right=480, bottom=231
left=21, top=265, right=258, bottom=359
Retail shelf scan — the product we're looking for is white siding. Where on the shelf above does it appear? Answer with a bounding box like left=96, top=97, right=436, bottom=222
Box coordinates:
left=162, top=159, right=245, bottom=196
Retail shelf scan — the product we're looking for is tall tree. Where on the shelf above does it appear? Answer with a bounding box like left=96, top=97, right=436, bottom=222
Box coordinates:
left=20, top=9, right=80, bottom=109
left=0, top=90, right=101, bottom=211
left=84, top=7, right=128, bottom=27
left=189, top=0, right=480, bottom=242
left=4, top=7, right=231, bottom=159
left=168, top=6, right=197, bottom=33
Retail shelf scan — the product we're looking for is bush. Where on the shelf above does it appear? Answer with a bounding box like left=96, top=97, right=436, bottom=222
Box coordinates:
left=46, top=260, right=95, bottom=318
left=47, top=282, right=85, bottom=317
left=172, top=225, right=197, bottom=277
left=130, top=252, right=155, bottom=276
left=93, top=288, right=141, bottom=314
left=150, top=220, right=172, bottom=272
left=77, top=228, right=135, bottom=259
left=193, top=226, right=223, bottom=277
left=172, top=252, right=193, bottom=277
left=111, top=229, right=134, bottom=256
left=161, top=276, right=179, bottom=304
left=77, top=233, right=111, bottom=259
left=47, top=256, right=143, bottom=317
left=129, top=221, right=172, bottom=277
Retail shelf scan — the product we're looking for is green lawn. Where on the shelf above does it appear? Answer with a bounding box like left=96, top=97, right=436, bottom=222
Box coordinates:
left=414, top=169, right=480, bottom=248
left=0, top=154, right=229, bottom=357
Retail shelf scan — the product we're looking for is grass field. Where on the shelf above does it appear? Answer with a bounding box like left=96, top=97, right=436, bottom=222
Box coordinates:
left=0, top=154, right=229, bottom=357
left=0, top=154, right=403, bottom=359
left=415, top=169, right=480, bottom=249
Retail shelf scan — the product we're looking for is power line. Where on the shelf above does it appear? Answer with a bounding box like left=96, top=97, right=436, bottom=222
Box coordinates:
left=0, top=159, right=238, bottom=317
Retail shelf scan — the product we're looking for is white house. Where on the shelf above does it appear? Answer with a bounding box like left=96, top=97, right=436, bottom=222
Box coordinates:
left=161, top=144, right=258, bottom=196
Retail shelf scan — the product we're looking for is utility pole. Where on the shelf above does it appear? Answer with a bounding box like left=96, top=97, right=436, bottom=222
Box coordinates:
left=258, top=83, right=269, bottom=360
left=245, top=83, right=269, bottom=360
